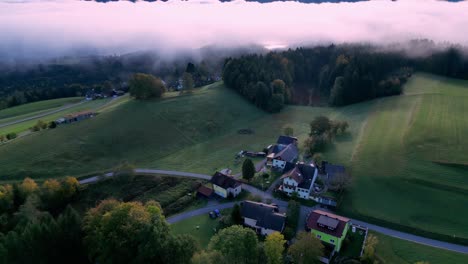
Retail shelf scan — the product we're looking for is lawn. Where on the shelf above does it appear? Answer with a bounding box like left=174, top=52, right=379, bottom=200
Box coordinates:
left=372, top=231, right=468, bottom=264
left=0, top=81, right=370, bottom=180
left=339, top=226, right=366, bottom=258
left=340, top=73, right=468, bottom=243
left=0, top=97, right=82, bottom=121
left=170, top=209, right=231, bottom=248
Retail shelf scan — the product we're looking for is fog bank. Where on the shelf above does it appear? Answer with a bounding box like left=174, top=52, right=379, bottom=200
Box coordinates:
left=1, top=0, right=468, bottom=62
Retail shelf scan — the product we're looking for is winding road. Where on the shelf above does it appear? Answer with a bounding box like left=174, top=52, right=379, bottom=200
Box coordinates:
left=79, top=168, right=468, bottom=255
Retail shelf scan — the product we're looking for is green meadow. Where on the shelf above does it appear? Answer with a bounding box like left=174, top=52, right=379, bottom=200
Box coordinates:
left=0, top=73, right=467, bottom=243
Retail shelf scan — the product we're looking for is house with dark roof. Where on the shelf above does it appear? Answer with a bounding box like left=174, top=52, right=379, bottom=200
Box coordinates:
left=276, top=135, right=298, bottom=146
left=241, top=201, right=286, bottom=236
left=266, top=143, right=299, bottom=170
left=210, top=171, right=242, bottom=198
left=306, top=210, right=350, bottom=252
left=279, top=162, right=318, bottom=199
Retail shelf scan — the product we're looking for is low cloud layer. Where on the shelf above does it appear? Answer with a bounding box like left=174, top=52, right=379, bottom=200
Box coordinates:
left=1, top=0, right=468, bottom=61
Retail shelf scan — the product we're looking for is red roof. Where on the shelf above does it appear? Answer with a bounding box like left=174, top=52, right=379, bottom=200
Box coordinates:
left=197, top=185, right=213, bottom=197
left=307, top=210, right=350, bottom=238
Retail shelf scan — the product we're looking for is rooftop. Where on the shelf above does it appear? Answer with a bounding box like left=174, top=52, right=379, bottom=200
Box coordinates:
left=210, top=171, right=241, bottom=189
left=241, top=201, right=286, bottom=232
left=273, top=143, right=298, bottom=162
left=276, top=135, right=298, bottom=145
left=307, top=210, right=350, bottom=238
left=282, top=162, right=317, bottom=190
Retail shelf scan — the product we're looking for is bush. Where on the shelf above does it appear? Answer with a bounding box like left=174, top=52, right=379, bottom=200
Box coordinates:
left=6, top=133, right=17, bottom=140
left=129, top=73, right=166, bottom=100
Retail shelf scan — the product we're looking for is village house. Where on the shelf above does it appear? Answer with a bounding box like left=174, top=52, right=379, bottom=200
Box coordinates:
left=279, top=162, right=318, bottom=199
left=240, top=201, right=286, bottom=236
left=267, top=143, right=299, bottom=170
left=306, top=209, right=350, bottom=252
left=210, top=171, right=242, bottom=198
left=56, top=111, right=96, bottom=124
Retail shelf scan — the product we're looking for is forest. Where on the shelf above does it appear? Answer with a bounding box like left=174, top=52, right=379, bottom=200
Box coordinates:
left=222, top=44, right=468, bottom=112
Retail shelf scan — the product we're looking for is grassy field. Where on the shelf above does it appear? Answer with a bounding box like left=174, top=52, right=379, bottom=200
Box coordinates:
left=372, top=232, right=468, bottom=264
left=340, top=73, right=468, bottom=242
left=0, top=82, right=370, bottom=179
left=0, top=98, right=112, bottom=135
left=0, top=74, right=467, bottom=244
left=0, top=97, right=82, bottom=121
left=73, top=174, right=205, bottom=216
left=170, top=209, right=231, bottom=248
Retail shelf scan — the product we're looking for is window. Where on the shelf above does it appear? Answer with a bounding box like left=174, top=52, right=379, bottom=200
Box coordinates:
left=316, top=234, right=322, bottom=239
left=330, top=239, right=335, bottom=243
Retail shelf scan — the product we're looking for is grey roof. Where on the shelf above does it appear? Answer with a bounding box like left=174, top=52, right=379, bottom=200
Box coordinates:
left=241, top=201, right=286, bottom=232
left=277, top=135, right=298, bottom=145
left=325, top=164, right=346, bottom=177
left=317, top=215, right=339, bottom=229
left=274, top=144, right=298, bottom=163
left=210, top=172, right=241, bottom=189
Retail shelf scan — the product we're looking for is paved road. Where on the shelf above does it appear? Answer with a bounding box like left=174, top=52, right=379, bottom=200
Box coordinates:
left=167, top=202, right=237, bottom=224
left=0, top=100, right=86, bottom=129
left=78, top=168, right=468, bottom=254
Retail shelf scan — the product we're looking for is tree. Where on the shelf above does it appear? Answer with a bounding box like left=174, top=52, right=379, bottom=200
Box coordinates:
left=40, top=179, right=63, bottom=211
left=339, top=121, right=349, bottom=134
left=6, top=133, right=17, bottom=140
left=265, top=232, right=286, bottom=264
left=310, top=116, right=332, bottom=136
left=0, top=134, right=5, bottom=142
left=312, top=153, right=324, bottom=166
left=17, top=177, right=38, bottom=204
left=192, top=250, right=226, bottom=264
left=271, top=79, right=286, bottom=94
left=48, top=121, right=57, bottom=129
left=183, top=72, right=194, bottom=92
left=268, top=93, right=284, bottom=113
left=361, top=233, right=379, bottom=264
left=166, top=234, right=199, bottom=264
left=284, top=126, right=294, bottom=136
left=242, top=158, right=255, bottom=182
left=208, top=225, right=258, bottom=264
left=61, top=177, right=79, bottom=200
left=83, top=199, right=171, bottom=264
left=288, top=232, right=324, bottom=264
left=113, top=162, right=135, bottom=183
left=231, top=203, right=242, bottom=225
left=129, top=73, right=166, bottom=100
left=330, top=76, right=345, bottom=106
left=0, top=184, right=14, bottom=213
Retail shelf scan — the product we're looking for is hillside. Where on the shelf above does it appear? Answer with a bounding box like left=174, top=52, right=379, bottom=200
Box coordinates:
left=341, top=73, right=468, bottom=243
left=0, top=74, right=467, bottom=243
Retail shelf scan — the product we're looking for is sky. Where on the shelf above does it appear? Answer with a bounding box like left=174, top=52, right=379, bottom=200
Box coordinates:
left=1, top=0, right=468, bottom=61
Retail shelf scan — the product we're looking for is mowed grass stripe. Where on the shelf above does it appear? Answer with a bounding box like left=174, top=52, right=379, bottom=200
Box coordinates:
left=342, top=73, right=468, bottom=241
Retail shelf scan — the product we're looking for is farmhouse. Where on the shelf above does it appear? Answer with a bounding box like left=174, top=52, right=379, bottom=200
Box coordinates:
left=57, top=111, right=96, bottom=124
left=306, top=210, right=350, bottom=252
left=210, top=171, right=242, bottom=198
left=279, top=162, right=318, bottom=199
left=240, top=201, right=286, bottom=236
left=266, top=143, right=299, bottom=170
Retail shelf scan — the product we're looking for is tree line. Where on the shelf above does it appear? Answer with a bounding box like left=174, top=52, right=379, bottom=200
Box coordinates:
left=222, top=44, right=468, bottom=112
left=0, top=52, right=222, bottom=110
